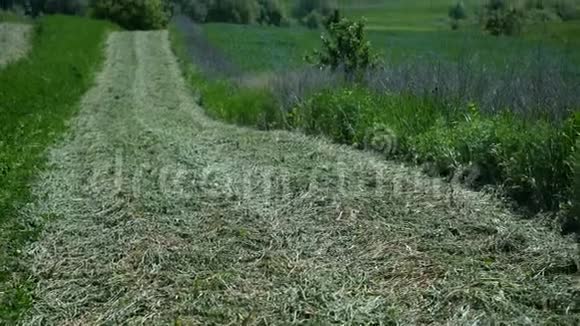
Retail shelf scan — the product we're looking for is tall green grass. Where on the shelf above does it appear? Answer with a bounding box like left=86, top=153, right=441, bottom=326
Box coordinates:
left=0, top=15, right=116, bottom=322
left=172, top=19, right=579, bottom=228
left=293, top=88, right=579, bottom=216
left=570, top=138, right=580, bottom=230
left=170, top=24, right=283, bottom=130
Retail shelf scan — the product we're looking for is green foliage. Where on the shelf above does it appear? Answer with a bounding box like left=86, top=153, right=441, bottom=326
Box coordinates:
left=0, top=15, right=115, bottom=322
left=293, top=88, right=579, bottom=212
left=200, top=79, right=283, bottom=129
left=302, top=9, right=322, bottom=29
left=448, top=1, right=467, bottom=20
left=170, top=25, right=284, bottom=129
left=307, top=11, right=380, bottom=77
left=290, top=88, right=440, bottom=155
left=483, top=1, right=524, bottom=36
left=257, top=0, right=285, bottom=26
left=525, top=0, right=578, bottom=21
left=291, top=0, right=335, bottom=20
left=412, top=110, right=578, bottom=210
left=572, top=138, right=580, bottom=224
left=90, top=0, right=170, bottom=30
left=179, top=0, right=287, bottom=26
left=206, top=0, right=260, bottom=24
left=43, top=0, right=85, bottom=15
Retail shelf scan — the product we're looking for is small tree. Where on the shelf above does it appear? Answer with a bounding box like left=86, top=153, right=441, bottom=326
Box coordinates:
left=91, top=0, right=170, bottom=30
left=306, top=10, right=380, bottom=78
left=257, top=0, right=285, bottom=26
left=449, top=1, right=467, bottom=20
left=302, top=10, right=322, bottom=29
left=292, top=0, right=334, bottom=19
left=482, top=0, right=523, bottom=36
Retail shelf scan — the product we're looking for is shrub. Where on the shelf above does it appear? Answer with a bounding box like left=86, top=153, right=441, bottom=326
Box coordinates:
left=306, top=11, right=380, bottom=78
left=206, top=0, right=260, bottom=24
left=257, top=0, right=284, bottom=26
left=90, top=0, right=170, bottom=30
left=525, top=0, right=578, bottom=20
left=292, top=0, right=335, bottom=19
left=554, top=0, right=578, bottom=20
left=571, top=138, right=580, bottom=228
left=483, top=6, right=524, bottom=36
left=302, top=10, right=322, bottom=29
left=411, top=108, right=578, bottom=210
left=291, top=88, right=440, bottom=154
left=43, top=0, right=85, bottom=15
left=449, top=1, right=468, bottom=20
left=181, top=0, right=210, bottom=22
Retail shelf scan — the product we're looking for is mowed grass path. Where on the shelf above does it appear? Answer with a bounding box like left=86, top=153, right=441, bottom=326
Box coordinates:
left=20, top=31, right=579, bottom=324
left=0, top=23, right=32, bottom=68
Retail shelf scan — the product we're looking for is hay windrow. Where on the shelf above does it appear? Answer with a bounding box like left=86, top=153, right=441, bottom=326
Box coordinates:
left=0, top=23, right=32, bottom=68
left=19, top=30, right=580, bottom=325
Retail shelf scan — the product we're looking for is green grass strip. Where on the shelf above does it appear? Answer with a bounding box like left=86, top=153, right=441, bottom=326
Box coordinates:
left=0, top=15, right=116, bottom=322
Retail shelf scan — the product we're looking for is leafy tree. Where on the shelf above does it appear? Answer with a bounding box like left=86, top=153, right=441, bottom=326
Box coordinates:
left=90, top=0, right=170, bottom=30
left=483, top=0, right=524, bottom=36
left=307, top=10, right=380, bottom=78
left=292, top=0, right=334, bottom=19
left=448, top=1, right=467, bottom=20
left=179, top=0, right=286, bottom=26
left=257, top=0, right=284, bottom=26
left=302, top=10, right=322, bottom=29
left=43, top=0, right=84, bottom=15
left=206, top=0, right=259, bottom=24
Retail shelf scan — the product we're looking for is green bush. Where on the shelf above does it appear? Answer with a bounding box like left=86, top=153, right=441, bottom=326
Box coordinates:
left=257, top=0, right=285, bottom=26
left=90, top=0, right=170, bottom=30
left=525, top=0, right=578, bottom=20
left=411, top=108, right=578, bottom=210
left=180, top=0, right=209, bottom=22
left=554, top=0, right=578, bottom=20
left=179, top=0, right=287, bottom=26
left=449, top=1, right=468, bottom=20
left=307, top=11, right=380, bottom=77
left=206, top=0, right=260, bottom=24
left=290, top=88, right=441, bottom=154
left=292, top=0, right=335, bottom=19
left=302, top=9, right=322, bottom=29
left=483, top=3, right=524, bottom=36
left=291, top=87, right=578, bottom=213
left=571, top=138, right=580, bottom=227
left=43, top=0, right=86, bottom=15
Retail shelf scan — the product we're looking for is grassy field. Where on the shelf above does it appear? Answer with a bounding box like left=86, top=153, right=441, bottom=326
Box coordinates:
left=0, top=15, right=115, bottom=322
left=202, top=0, right=580, bottom=73
left=174, top=0, right=580, bottom=221
left=6, top=27, right=575, bottom=324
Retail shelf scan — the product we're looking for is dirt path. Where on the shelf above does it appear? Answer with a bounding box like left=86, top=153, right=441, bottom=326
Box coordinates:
left=20, top=31, right=579, bottom=325
left=0, top=23, right=32, bottom=68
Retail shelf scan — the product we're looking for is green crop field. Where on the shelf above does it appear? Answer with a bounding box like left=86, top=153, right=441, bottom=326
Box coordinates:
left=201, top=0, right=580, bottom=72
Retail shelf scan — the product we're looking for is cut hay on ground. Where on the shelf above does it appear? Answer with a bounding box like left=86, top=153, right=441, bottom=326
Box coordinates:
left=0, top=23, right=32, bottom=68
left=18, top=30, right=580, bottom=325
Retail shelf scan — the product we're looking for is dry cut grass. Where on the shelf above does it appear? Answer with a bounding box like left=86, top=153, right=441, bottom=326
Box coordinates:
left=0, top=23, right=32, bottom=68
left=16, top=30, right=580, bottom=325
